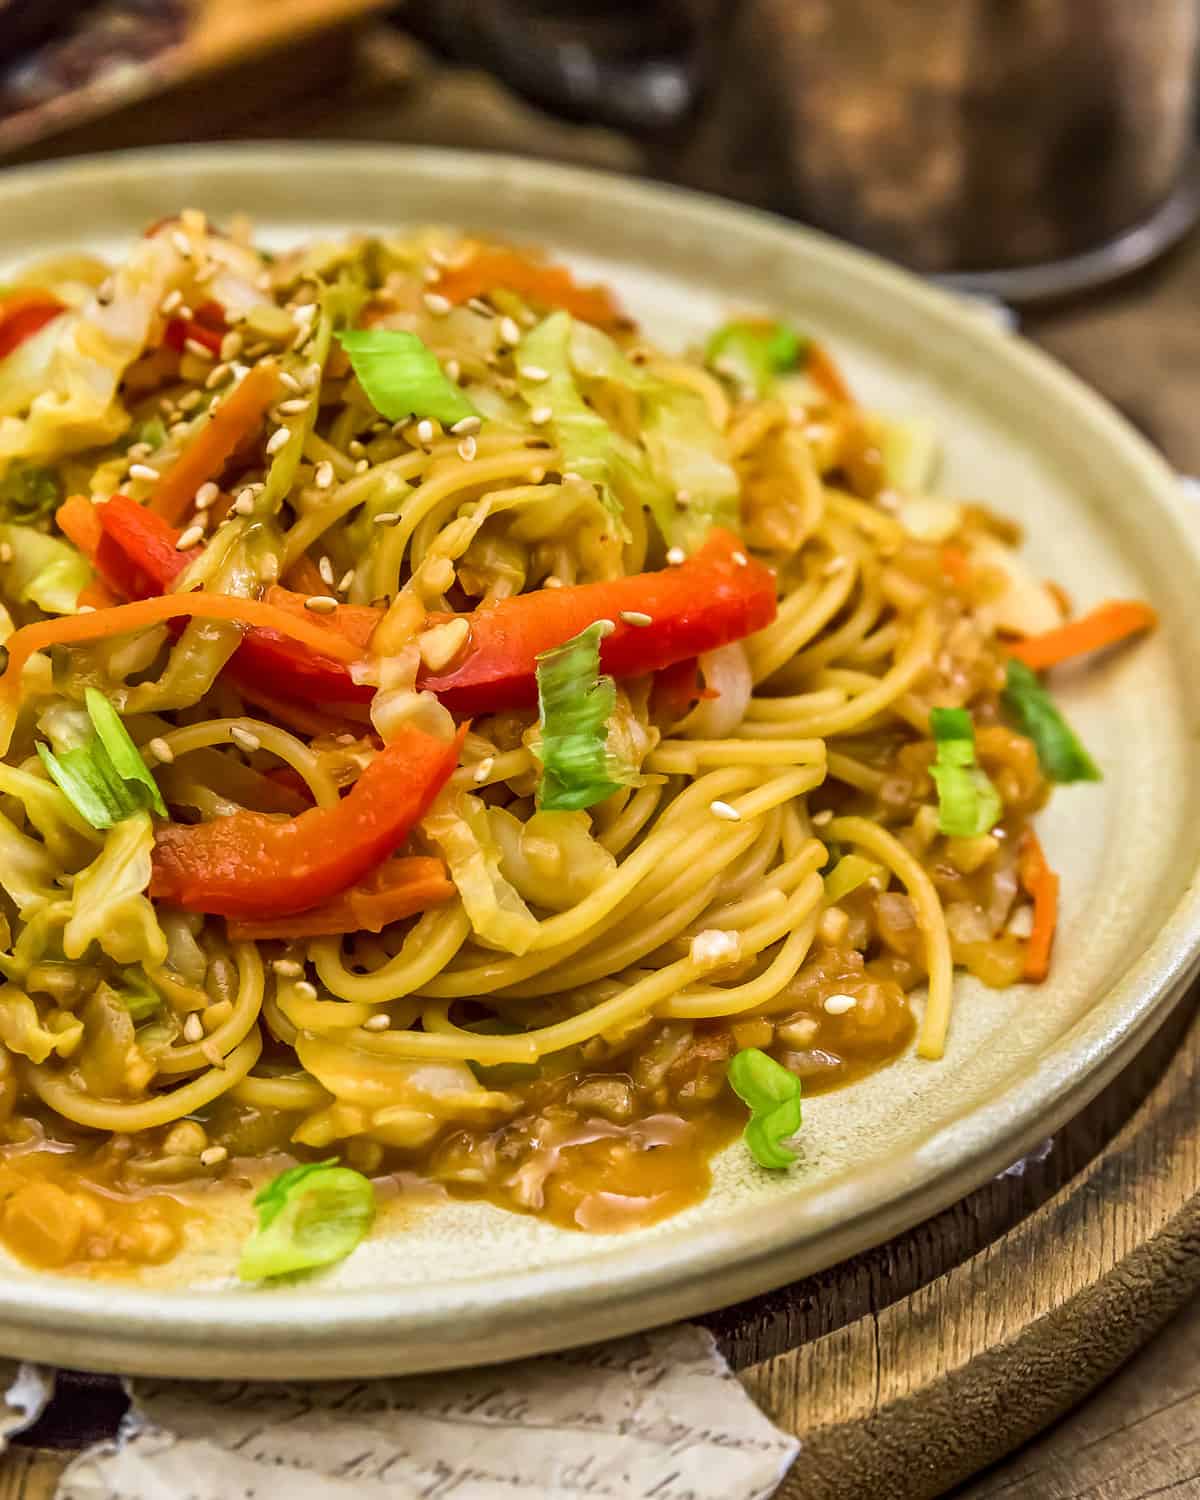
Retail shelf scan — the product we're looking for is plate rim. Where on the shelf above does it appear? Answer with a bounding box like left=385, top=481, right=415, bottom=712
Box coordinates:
left=1, top=141, right=1198, bottom=1378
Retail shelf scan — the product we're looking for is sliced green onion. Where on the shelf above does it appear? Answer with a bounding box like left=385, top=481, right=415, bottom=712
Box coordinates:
left=928, top=706, right=1002, bottom=838
left=823, top=852, right=886, bottom=906
left=1002, top=659, right=1101, bottom=783
left=0, top=462, right=61, bottom=526
left=237, top=1159, right=375, bottom=1282
left=130, top=416, right=168, bottom=452
left=337, top=329, right=478, bottom=427
left=36, top=690, right=166, bottom=830
left=727, top=1048, right=802, bottom=1170
left=534, top=622, right=634, bottom=812
left=705, top=320, right=808, bottom=399
left=118, top=966, right=162, bottom=1022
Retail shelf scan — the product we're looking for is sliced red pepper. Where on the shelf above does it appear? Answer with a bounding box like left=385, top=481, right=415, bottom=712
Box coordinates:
left=651, top=656, right=717, bottom=724
left=0, top=290, right=64, bottom=360
left=419, top=529, right=777, bottom=716
left=94, top=494, right=199, bottom=598
left=164, top=300, right=226, bottom=357
left=150, top=725, right=465, bottom=919
left=226, top=855, right=455, bottom=939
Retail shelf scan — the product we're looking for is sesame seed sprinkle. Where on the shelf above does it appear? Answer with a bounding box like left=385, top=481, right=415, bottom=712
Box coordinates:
left=304, top=595, right=339, bottom=614
left=231, top=726, right=261, bottom=753
left=199, top=1146, right=228, bottom=1167
left=450, top=416, right=481, bottom=436
left=710, top=800, right=742, bottom=822
left=823, top=993, right=858, bottom=1015
left=423, top=292, right=452, bottom=315
left=354, top=458, right=370, bottom=473
left=294, top=980, right=318, bottom=1002
left=183, top=1013, right=204, bottom=1042
left=232, top=492, right=255, bottom=516
left=194, top=481, right=219, bottom=509
left=467, top=297, right=494, bottom=317
left=416, top=419, right=435, bottom=445
left=347, top=439, right=366, bottom=458
left=444, top=359, right=462, bottom=382
left=272, top=958, right=303, bottom=978
left=127, top=442, right=152, bottom=460
left=519, top=364, right=549, bottom=382
left=176, top=390, right=203, bottom=412
left=457, top=436, right=477, bottom=462
left=811, top=809, right=834, bottom=826
left=278, top=397, right=310, bottom=416
left=530, top=406, right=552, bottom=425
left=147, top=736, right=174, bottom=764
left=176, top=524, right=205, bottom=550
left=314, top=461, right=334, bottom=489
left=374, top=512, right=400, bottom=527
left=279, top=370, right=302, bottom=393
left=265, top=426, right=291, bottom=456
left=318, top=555, right=335, bottom=586
left=128, top=463, right=161, bottom=482
left=362, top=1013, right=391, bottom=1032
left=498, top=316, right=521, bottom=347
left=204, top=362, right=230, bottom=390
left=183, top=338, right=214, bottom=361
left=337, top=569, right=355, bottom=593
left=619, top=610, right=653, bottom=627
left=219, top=330, right=243, bottom=361
left=160, top=288, right=183, bottom=315
left=666, top=547, right=686, bottom=566
left=76, top=605, right=96, bottom=614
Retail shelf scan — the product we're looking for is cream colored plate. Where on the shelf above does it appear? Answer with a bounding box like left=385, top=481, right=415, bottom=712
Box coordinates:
left=2, top=146, right=1198, bottom=1379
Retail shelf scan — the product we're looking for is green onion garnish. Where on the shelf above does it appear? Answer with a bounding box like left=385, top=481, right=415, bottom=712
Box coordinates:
left=1002, top=659, right=1101, bottom=783
left=928, top=706, right=1002, bottom=839
left=533, top=622, right=634, bottom=812
left=237, top=1159, right=375, bottom=1282
left=705, top=320, right=808, bottom=398
left=336, top=328, right=479, bottom=427
left=727, top=1047, right=802, bottom=1170
left=36, top=688, right=166, bottom=830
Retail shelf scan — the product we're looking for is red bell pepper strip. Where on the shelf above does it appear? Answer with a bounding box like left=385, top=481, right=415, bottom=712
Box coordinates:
left=0, top=291, right=64, bottom=360
left=151, top=725, right=465, bottom=919
left=419, top=529, right=777, bottom=716
left=164, top=299, right=226, bottom=357
left=226, top=855, right=455, bottom=939
left=651, top=656, right=717, bottom=724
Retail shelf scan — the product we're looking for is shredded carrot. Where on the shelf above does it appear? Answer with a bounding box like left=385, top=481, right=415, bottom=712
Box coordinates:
left=809, top=343, right=854, bottom=405
left=76, top=580, right=121, bottom=611
left=1008, top=600, right=1157, bottom=671
left=150, top=362, right=280, bottom=525
left=55, top=494, right=104, bottom=560
left=434, top=247, right=627, bottom=331
left=226, top=856, right=454, bottom=940
left=233, top=679, right=373, bottom=740
left=0, top=591, right=361, bottom=703
left=283, top=555, right=327, bottom=596
left=264, top=585, right=382, bottom=652
left=1019, top=829, right=1058, bottom=983
left=939, top=544, right=970, bottom=587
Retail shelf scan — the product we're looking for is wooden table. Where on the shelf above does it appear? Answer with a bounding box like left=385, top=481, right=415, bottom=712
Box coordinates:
left=4, top=24, right=1200, bottom=1499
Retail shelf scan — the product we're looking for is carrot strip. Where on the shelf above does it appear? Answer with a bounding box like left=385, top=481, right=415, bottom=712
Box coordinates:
left=939, top=544, right=970, bottom=588
left=283, top=555, right=327, bottom=596
left=809, top=343, right=854, bottom=405
left=55, top=494, right=104, bottom=561
left=434, top=247, right=626, bottom=331
left=76, top=580, right=121, bottom=610
left=150, top=362, right=280, bottom=524
left=1019, top=829, right=1058, bottom=983
left=0, top=591, right=361, bottom=704
left=1008, top=600, right=1157, bottom=671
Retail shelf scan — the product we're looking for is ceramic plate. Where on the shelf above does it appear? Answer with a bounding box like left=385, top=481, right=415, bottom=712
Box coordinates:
left=2, top=146, right=1198, bottom=1379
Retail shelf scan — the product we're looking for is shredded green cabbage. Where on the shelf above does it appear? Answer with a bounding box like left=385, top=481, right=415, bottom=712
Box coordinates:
left=928, top=707, right=1002, bottom=838
left=238, top=1159, right=376, bottom=1281
left=338, top=326, right=477, bottom=427
left=61, top=811, right=168, bottom=969
left=533, top=622, right=634, bottom=812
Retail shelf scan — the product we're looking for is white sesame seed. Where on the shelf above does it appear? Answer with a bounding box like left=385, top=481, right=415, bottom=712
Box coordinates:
left=159, top=288, right=183, bottom=315
left=0, top=542, right=13, bottom=565
left=183, top=1013, right=204, bottom=1042
left=354, top=458, right=370, bottom=474
left=347, top=439, right=366, bottom=459
left=450, top=416, right=481, bottom=436
left=543, top=575, right=564, bottom=589
left=444, top=359, right=462, bottom=382
left=76, top=605, right=96, bottom=614
left=472, top=755, right=495, bottom=784
left=170, top=230, right=192, bottom=257
left=337, top=569, right=355, bottom=593
left=279, top=370, right=302, bottom=394
left=204, top=362, right=230, bottom=389
left=361, top=1013, right=391, bottom=1032
left=423, top=292, right=452, bottom=315
left=128, top=463, right=161, bottom=483
left=318, top=555, right=335, bottom=587
left=194, top=481, right=219, bottom=509
left=416, top=419, right=435, bottom=446
left=266, top=426, right=291, bottom=456
left=519, top=364, right=549, bottom=382
left=457, top=436, right=478, bottom=462
left=423, top=265, right=442, bottom=284
left=619, top=610, right=653, bottom=627
left=314, top=461, right=334, bottom=490
left=147, top=736, right=174, bottom=764
left=230, top=726, right=261, bottom=753
left=373, top=511, right=400, bottom=528
left=219, top=330, right=243, bottom=362
left=159, top=396, right=176, bottom=415
left=272, top=958, right=303, bottom=978
left=278, top=397, right=309, bottom=416
left=199, top=1145, right=228, bottom=1167
left=127, top=443, right=152, bottom=461
left=530, top=405, right=553, bottom=426
left=292, top=302, right=317, bottom=327
left=710, top=800, right=742, bottom=822
left=176, top=524, right=204, bottom=550
left=822, top=555, right=848, bottom=576
left=499, top=316, right=521, bottom=347
left=177, top=305, right=195, bottom=323
left=732, top=551, right=749, bottom=567
left=823, top=993, right=858, bottom=1015
left=233, top=492, right=255, bottom=517
left=666, top=547, right=686, bottom=566
left=302, top=363, right=322, bottom=390
left=811, top=809, right=834, bottom=826
left=304, top=595, right=339, bottom=614
left=467, top=297, right=494, bottom=317
left=184, top=338, right=214, bottom=361
left=176, top=390, right=203, bottom=412
left=294, top=980, right=318, bottom=1002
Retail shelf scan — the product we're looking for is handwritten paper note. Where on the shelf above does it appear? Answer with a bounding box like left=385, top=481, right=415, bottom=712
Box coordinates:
left=57, top=1325, right=798, bottom=1500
